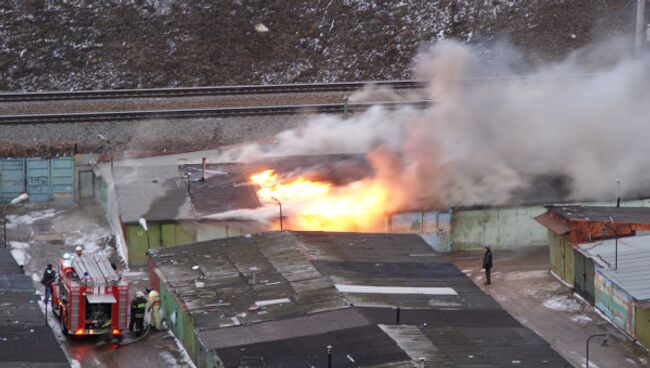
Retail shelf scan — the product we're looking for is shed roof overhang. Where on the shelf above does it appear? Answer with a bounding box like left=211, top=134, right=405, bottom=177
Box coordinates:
left=535, top=212, right=570, bottom=235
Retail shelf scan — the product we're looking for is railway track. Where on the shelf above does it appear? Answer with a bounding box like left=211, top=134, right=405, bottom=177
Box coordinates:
left=0, top=80, right=426, bottom=102
left=0, top=100, right=432, bottom=125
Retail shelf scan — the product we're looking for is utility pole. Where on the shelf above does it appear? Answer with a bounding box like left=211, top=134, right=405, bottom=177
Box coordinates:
left=636, top=0, right=646, bottom=58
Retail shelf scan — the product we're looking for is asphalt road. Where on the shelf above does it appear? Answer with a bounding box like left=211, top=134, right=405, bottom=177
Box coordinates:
left=445, top=246, right=650, bottom=368
left=6, top=202, right=194, bottom=367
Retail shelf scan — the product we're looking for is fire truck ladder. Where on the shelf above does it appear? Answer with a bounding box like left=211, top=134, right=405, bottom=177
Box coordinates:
left=72, top=254, right=120, bottom=288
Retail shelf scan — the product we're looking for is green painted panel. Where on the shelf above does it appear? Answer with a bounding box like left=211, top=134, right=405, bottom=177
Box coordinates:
left=183, top=311, right=196, bottom=360
left=176, top=223, right=195, bottom=246
left=564, top=241, right=574, bottom=285
left=160, top=282, right=198, bottom=363
left=161, top=223, right=176, bottom=247
left=148, top=223, right=162, bottom=249
left=636, top=307, right=650, bottom=349
left=574, top=251, right=595, bottom=302
left=548, top=231, right=565, bottom=279
left=595, top=271, right=635, bottom=334
left=126, top=224, right=149, bottom=266
left=160, top=222, right=195, bottom=248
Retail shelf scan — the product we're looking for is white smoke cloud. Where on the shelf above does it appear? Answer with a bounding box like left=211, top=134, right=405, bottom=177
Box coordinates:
left=223, top=39, right=650, bottom=209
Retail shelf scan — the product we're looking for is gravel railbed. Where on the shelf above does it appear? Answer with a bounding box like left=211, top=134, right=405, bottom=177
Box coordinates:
left=0, top=88, right=426, bottom=115
left=0, top=91, right=350, bottom=115
left=0, top=114, right=305, bottom=157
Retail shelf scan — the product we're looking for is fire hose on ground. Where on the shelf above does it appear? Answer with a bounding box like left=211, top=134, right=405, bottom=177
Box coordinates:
left=119, top=326, right=151, bottom=346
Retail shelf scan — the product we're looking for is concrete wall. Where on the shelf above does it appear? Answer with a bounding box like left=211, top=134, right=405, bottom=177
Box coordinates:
left=450, top=206, right=547, bottom=250
left=388, top=210, right=452, bottom=252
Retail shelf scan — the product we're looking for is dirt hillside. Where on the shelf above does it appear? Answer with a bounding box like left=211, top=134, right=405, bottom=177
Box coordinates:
left=0, top=1, right=636, bottom=91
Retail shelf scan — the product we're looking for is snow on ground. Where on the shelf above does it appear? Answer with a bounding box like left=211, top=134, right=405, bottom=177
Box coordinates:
left=543, top=295, right=582, bottom=312
left=570, top=314, right=593, bottom=324
left=167, top=330, right=197, bottom=368
left=64, top=224, right=111, bottom=253
left=9, top=241, right=31, bottom=266
left=6, top=209, right=61, bottom=228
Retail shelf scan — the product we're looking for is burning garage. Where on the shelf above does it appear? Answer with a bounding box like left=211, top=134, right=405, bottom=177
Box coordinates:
left=98, top=149, right=650, bottom=269
left=98, top=162, right=264, bottom=266
left=147, top=231, right=570, bottom=367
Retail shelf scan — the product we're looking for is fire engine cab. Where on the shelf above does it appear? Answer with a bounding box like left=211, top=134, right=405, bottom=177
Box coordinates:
left=50, top=253, right=129, bottom=336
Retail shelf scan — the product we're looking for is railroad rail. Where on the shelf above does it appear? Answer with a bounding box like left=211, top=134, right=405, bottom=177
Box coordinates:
left=0, top=100, right=432, bottom=125
left=0, top=80, right=427, bottom=102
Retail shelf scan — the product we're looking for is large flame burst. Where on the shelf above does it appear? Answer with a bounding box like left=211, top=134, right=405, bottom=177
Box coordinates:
left=250, top=169, right=390, bottom=232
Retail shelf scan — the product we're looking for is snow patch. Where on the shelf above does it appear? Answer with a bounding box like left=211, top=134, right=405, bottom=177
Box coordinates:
left=9, top=241, right=31, bottom=266
left=570, top=314, right=593, bottom=324
left=64, top=224, right=111, bottom=253
left=542, top=295, right=581, bottom=312
left=7, top=209, right=60, bottom=226
left=164, top=329, right=197, bottom=367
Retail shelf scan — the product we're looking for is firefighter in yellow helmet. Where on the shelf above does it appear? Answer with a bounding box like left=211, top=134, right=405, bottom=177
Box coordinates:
left=147, top=289, right=161, bottom=330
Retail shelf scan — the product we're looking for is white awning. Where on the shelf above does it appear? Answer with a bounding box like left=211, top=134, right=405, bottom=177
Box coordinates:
left=86, top=294, right=116, bottom=304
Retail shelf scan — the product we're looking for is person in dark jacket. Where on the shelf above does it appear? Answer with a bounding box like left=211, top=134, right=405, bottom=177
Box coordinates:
left=129, top=291, right=147, bottom=335
left=40, top=264, right=56, bottom=303
left=482, top=247, right=493, bottom=285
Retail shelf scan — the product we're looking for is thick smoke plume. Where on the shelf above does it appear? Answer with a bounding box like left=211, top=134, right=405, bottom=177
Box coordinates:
left=223, top=39, right=650, bottom=210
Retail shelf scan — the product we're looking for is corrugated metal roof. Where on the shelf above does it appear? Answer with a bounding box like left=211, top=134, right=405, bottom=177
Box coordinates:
left=579, top=235, right=650, bottom=301
left=547, top=205, right=650, bottom=224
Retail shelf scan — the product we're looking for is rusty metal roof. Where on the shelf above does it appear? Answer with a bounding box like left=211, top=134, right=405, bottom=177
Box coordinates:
left=534, top=212, right=570, bottom=235
left=546, top=205, right=650, bottom=224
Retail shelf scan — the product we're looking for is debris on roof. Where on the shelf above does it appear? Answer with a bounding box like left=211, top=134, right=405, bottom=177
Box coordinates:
left=545, top=205, right=650, bottom=224
left=149, top=231, right=570, bottom=367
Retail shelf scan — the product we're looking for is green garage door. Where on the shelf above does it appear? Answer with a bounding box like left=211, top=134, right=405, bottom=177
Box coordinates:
left=574, top=250, right=595, bottom=303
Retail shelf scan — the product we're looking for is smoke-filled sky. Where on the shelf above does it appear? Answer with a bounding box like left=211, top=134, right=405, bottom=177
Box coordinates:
left=223, top=39, right=650, bottom=210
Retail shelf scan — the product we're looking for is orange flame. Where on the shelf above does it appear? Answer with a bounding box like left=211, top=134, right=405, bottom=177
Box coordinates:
left=250, top=169, right=389, bottom=232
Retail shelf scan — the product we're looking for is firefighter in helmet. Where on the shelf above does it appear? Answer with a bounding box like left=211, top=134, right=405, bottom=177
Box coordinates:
left=147, top=289, right=161, bottom=330
left=129, top=291, right=147, bottom=335
left=74, top=246, right=83, bottom=257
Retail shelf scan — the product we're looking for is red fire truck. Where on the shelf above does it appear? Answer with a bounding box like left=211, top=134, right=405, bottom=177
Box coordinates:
left=50, top=253, right=129, bottom=336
